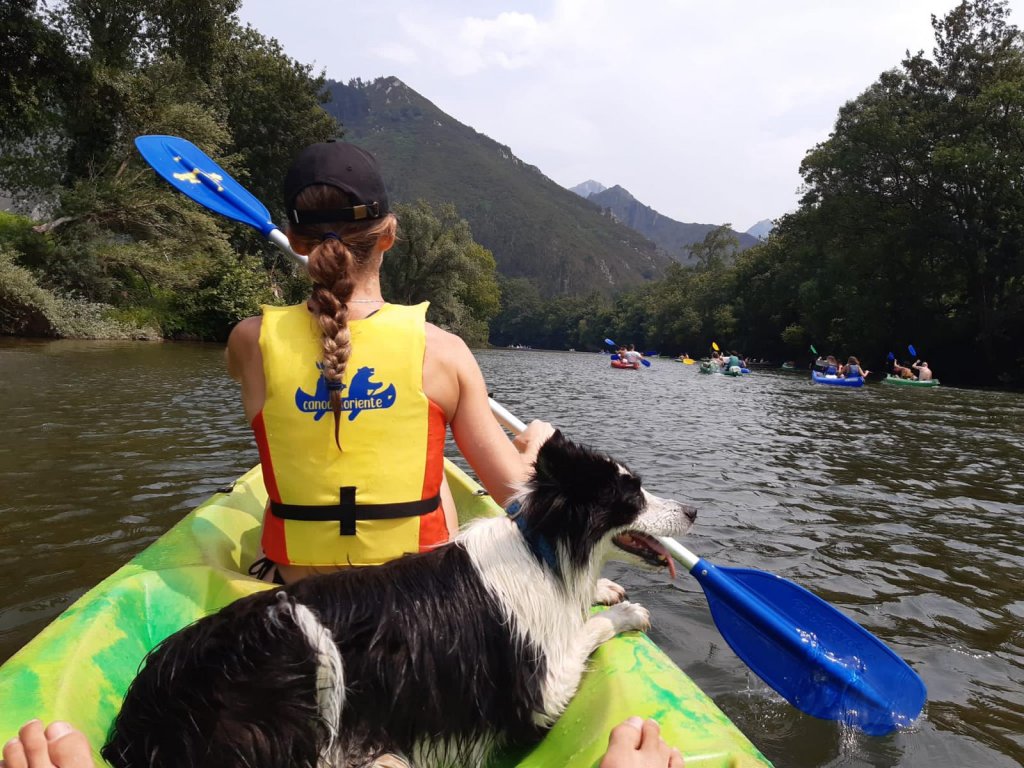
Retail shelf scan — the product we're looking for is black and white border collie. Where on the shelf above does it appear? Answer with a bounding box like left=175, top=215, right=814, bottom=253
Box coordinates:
left=103, top=431, right=697, bottom=768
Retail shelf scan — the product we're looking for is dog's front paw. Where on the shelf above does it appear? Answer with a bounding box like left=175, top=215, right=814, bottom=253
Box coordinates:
left=593, top=578, right=627, bottom=605
left=604, top=600, right=651, bottom=634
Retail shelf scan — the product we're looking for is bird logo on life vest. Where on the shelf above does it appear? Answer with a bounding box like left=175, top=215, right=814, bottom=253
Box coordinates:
left=295, top=364, right=397, bottom=421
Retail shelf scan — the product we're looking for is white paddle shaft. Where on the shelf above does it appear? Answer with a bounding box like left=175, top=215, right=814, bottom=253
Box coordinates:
left=487, top=398, right=700, bottom=572
left=268, top=227, right=307, bottom=267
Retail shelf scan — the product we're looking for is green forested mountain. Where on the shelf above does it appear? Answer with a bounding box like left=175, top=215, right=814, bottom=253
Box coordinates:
left=585, top=185, right=760, bottom=265
left=323, top=78, right=672, bottom=297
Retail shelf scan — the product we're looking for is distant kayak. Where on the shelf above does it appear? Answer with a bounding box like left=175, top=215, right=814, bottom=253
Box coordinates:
left=699, top=361, right=716, bottom=374
left=811, top=371, right=864, bottom=388
left=882, top=375, right=939, bottom=388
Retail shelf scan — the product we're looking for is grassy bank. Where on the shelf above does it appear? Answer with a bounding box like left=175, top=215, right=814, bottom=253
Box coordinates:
left=0, top=247, right=160, bottom=340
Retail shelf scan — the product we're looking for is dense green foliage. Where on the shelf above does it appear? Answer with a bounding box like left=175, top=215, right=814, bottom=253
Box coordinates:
left=0, top=0, right=337, bottom=340
left=495, top=0, right=1024, bottom=387
left=323, top=77, right=672, bottom=298
left=489, top=225, right=740, bottom=354
left=383, top=201, right=500, bottom=346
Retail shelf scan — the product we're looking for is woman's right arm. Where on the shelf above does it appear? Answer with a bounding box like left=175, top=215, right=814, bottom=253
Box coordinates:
left=443, top=335, right=553, bottom=505
left=226, top=316, right=265, bottom=424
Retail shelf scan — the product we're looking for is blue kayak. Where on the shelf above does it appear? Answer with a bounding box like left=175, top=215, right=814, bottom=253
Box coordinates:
left=811, top=372, right=864, bottom=388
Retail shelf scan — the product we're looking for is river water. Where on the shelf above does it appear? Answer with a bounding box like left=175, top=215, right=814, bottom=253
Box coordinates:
left=1, top=340, right=1022, bottom=768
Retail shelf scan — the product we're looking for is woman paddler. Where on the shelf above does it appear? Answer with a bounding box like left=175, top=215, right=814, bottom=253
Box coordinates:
left=226, top=139, right=553, bottom=584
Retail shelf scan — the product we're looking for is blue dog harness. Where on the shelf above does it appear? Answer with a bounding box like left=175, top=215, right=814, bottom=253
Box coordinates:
left=506, top=500, right=560, bottom=573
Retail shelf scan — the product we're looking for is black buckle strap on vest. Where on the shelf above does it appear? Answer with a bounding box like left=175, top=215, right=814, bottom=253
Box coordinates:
left=269, top=486, right=442, bottom=537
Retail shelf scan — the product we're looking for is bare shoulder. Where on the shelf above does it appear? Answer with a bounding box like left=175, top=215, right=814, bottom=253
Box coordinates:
left=425, top=322, right=473, bottom=364
left=226, top=315, right=262, bottom=380
left=229, top=315, right=262, bottom=344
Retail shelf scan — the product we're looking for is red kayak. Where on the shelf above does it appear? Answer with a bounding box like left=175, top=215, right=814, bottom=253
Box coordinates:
left=611, top=359, right=640, bottom=369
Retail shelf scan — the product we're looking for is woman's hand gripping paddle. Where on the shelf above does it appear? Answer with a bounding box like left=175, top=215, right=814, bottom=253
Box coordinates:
left=604, top=338, right=651, bottom=366
left=134, top=135, right=307, bottom=268
left=487, top=398, right=926, bottom=737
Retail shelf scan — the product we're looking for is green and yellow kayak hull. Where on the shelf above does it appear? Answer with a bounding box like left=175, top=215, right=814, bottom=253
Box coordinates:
left=882, top=375, right=940, bottom=387
left=0, top=462, right=772, bottom=768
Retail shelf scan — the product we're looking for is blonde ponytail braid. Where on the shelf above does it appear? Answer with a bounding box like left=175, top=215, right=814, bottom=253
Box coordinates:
left=306, top=236, right=356, bottom=450
left=290, top=184, right=398, bottom=452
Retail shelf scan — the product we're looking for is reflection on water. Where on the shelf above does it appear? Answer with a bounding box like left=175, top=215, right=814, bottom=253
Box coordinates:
left=1, top=342, right=1023, bottom=767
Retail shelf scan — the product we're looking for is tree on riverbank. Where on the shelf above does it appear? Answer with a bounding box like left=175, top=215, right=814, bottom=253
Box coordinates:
left=0, top=0, right=337, bottom=340
left=382, top=201, right=500, bottom=347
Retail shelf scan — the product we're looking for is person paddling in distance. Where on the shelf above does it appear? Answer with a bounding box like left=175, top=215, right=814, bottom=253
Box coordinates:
left=840, top=356, right=869, bottom=379
left=912, top=360, right=933, bottom=381
left=623, top=344, right=644, bottom=367
left=892, top=359, right=915, bottom=379
left=225, top=140, right=553, bottom=584
left=725, top=350, right=743, bottom=374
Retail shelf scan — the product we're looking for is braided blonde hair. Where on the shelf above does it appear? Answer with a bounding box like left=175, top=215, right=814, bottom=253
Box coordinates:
left=290, top=185, right=398, bottom=450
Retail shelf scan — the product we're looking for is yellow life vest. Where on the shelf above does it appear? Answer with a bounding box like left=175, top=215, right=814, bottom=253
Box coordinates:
left=252, top=302, right=448, bottom=567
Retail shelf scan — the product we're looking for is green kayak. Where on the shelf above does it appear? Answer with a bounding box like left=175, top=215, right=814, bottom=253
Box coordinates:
left=0, top=461, right=772, bottom=768
left=882, top=375, right=940, bottom=388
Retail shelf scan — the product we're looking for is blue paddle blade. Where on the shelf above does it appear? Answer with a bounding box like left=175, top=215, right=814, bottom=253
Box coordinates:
left=604, top=338, right=616, bottom=346
left=691, top=560, right=926, bottom=736
left=908, top=344, right=917, bottom=358
left=641, top=358, right=651, bottom=367
left=888, top=352, right=895, bottom=361
left=135, top=135, right=277, bottom=237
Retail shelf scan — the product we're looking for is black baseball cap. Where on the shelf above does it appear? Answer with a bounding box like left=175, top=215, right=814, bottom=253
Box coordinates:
left=283, top=139, right=390, bottom=225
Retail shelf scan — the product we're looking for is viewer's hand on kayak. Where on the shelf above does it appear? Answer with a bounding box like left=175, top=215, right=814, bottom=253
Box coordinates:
left=512, top=419, right=556, bottom=466
left=600, top=718, right=684, bottom=768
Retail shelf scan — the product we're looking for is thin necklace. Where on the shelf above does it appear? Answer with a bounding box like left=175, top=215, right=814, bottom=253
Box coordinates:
left=348, top=299, right=385, bottom=304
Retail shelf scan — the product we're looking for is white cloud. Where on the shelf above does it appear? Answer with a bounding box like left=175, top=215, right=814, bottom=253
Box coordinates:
left=237, top=0, right=1024, bottom=229
left=371, top=43, right=418, bottom=65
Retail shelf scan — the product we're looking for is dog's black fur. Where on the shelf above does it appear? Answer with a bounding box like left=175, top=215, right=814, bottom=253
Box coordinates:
left=102, top=432, right=692, bottom=768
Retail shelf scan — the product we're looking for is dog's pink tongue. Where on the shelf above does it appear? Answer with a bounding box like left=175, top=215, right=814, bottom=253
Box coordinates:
left=640, top=534, right=677, bottom=580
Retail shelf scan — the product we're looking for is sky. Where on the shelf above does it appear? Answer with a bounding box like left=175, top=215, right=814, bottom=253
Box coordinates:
left=237, top=0, right=1022, bottom=232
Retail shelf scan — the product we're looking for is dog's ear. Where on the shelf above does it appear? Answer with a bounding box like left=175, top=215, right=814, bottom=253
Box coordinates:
left=533, top=430, right=622, bottom=499
left=533, top=429, right=575, bottom=483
